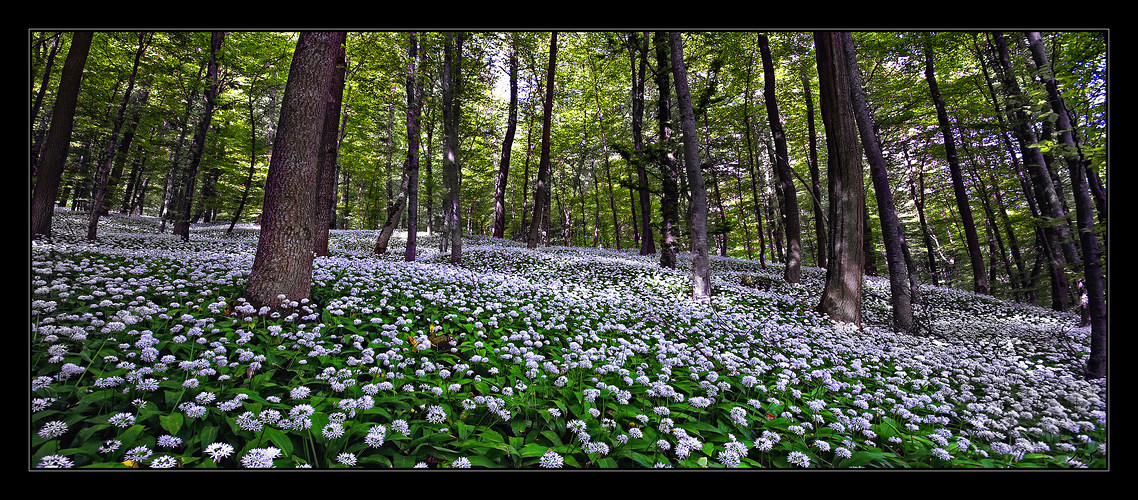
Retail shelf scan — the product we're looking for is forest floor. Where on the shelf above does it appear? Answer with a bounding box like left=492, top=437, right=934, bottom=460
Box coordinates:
left=30, top=209, right=1107, bottom=469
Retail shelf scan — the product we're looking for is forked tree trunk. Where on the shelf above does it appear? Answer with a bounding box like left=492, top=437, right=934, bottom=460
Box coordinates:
left=653, top=32, right=680, bottom=269
left=313, top=32, right=347, bottom=257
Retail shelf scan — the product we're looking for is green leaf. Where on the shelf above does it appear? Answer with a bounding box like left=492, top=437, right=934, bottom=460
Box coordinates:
left=263, top=427, right=294, bottom=456
left=160, top=412, right=184, bottom=435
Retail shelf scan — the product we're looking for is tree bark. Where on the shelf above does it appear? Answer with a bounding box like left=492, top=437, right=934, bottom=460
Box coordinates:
left=813, top=31, right=864, bottom=327
left=758, top=33, right=802, bottom=283
left=841, top=32, right=913, bottom=333
left=31, top=31, right=92, bottom=240
left=653, top=32, right=680, bottom=269
left=528, top=32, right=558, bottom=249
left=442, top=32, right=465, bottom=263
left=403, top=32, right=423, bottom=262
left=243, top=31, right=341, bottom=309
left=669, top=32, right=712, bottom=301
left=924, top=35, right=988, bottom=295
left=313, top=32, right=347, bottom=257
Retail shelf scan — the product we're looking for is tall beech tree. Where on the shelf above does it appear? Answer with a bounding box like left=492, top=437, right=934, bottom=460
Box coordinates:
left=813, top=31, right=865, bottom=327
left=842, top=32, right=914, bottom=333
left=758, top=33, right=802, bottom=283
left=403, top=32, right=424, bottom=262
left=923, top=34, right=987, bottom=296
left=627, top=31, right=656, bottom=256
left=669, top=32, right=712, bottom=300
left=31, top=31, right=93, bottom=240
left=244, top=31, right=342, bottom=309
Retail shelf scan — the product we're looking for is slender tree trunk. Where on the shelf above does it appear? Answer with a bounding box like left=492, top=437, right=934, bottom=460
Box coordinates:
left=669, top=32, right=711, bottom=300
left=759, top=33, right=802, bottom=283
left=404, top=33, right=423, bottom=262
left=244, top=31, right=341, bottom=309
left=87, top=32, right=149, bottom=241
left=924, top=36, right=987, bottom=295
left=741, top=40, right=766, bottom=269
left=492, top=35, right=518, bottom=240
left=31, top=31, right=92, bottom=240
left=442, top=32, right=465, bottom=263
left=1025, top=31, right=1106, bottom=380
left=629, top=32, right=656, bottom=255
left=814, top=31, right=864, bottom=327
left=654, top=32, right=680, bottom=269
left=528, top=32, right=558, bottom=249
left=841, top=32, right=913, bottom=332
left=802, top=72, right=827, bottom=269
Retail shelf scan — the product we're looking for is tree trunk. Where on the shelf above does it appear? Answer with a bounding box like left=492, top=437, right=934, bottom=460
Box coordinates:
left=802, top=72, right=827, bottom=269
left=31, top=31, right=92, bottom=240
left=741, top=40, right=766, bottom=269
left=629, top=32, right=656, bottom=255
left=311, top=32, right=347, bottom=256
left=492, top=36, right=518, bottom=240
left=87, top=34, right=147, bottom=241
left=1025, top=31, right=1107, bottom=380
left=654, top=32, right=680, bottom=269
left=171, top=32, right=225, bottom=241
left=243, top=31, right=341, bottom=310
left=813, top=31, right=864, bottom=327
left=528, top=32, right=558, bottom=249
left=924, top=36, right=987, bottom=295
left=759, top=33, right=802, bottom=283
left=992, top=32, right=1072, bottom=311
left=840, top=33, right=913, bottom=332
left=669, top=32, right=712, bottom=301
left=442, top=32, right=465, bottom=263
left=403, top=33, right=423, bottom=262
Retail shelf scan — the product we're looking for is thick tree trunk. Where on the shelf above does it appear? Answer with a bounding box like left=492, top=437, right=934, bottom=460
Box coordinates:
left=759, top=33, right=802, bottom=283
left=31, top=31, right=92, bottom=240
left=528, top=32, right=558, bottom=249
left=924, top=36, right=987, bottom=295
left=313, top=32, right=347, bottom=256
left=842, top=32, right=913, bottom=333
left=654, top=32, right=680, bottom=269
left=813, top=31, right=864, bottom=327
left=669, top=32, right=712, bottom=301
left=492, top=36, right=518, bottom=240
left=244, top=31, right=341, bottom=309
